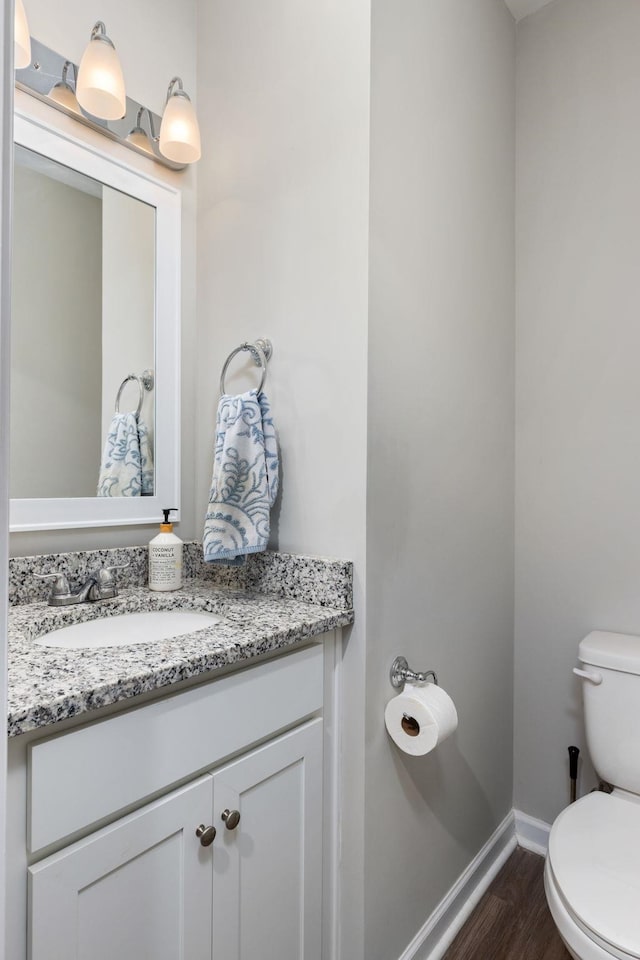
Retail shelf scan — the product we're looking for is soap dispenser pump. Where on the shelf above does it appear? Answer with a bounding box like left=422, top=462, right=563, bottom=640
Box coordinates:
left=149, top=508, right=183, bottom=591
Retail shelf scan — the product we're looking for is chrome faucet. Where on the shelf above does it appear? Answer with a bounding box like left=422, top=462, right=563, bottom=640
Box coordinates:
left=34, top=563, right=129, bottom=606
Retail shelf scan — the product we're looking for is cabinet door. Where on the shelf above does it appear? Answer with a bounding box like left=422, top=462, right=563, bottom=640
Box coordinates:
left=29, top=775, right=214, bottom=960
left=212, top=718, right=323, bottom=960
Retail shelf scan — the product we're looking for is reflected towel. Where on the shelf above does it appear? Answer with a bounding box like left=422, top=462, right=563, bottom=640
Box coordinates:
left=137, top=418, right=154, bottom=496
left=203, top=390, right=278, bottom=563
left=97, top=413, right=154, bottom=497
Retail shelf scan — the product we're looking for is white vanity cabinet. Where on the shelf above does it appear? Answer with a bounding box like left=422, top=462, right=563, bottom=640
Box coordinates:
left=29, top=720, right=323, bottom=960
left=7, top=638, right=337, bottom=960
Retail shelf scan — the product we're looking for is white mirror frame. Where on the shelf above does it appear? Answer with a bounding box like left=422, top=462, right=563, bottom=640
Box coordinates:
left=10, top=108, right=181, bottom=531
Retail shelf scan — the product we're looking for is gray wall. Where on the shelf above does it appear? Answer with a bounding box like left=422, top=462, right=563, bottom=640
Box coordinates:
left=515, top=0, right=640, bottom=822
left=366, top=2, right=516, bottom=957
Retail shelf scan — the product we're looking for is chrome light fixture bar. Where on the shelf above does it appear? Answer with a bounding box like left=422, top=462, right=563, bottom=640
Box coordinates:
left=16, top=37, right=187, bottom=171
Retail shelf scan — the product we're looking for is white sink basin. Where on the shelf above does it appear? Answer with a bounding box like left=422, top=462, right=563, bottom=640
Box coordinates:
left=34, top=610, right=224, bottom=650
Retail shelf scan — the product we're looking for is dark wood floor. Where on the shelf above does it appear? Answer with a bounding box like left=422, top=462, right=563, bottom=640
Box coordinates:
left=442, top=848, right=571, bottom=960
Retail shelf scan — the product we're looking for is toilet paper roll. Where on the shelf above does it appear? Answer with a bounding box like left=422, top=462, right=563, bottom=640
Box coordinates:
left=384, top=682, right=458, bottom=756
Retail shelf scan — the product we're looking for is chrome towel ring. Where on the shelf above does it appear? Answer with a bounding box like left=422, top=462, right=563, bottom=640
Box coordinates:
left=219, top=338, right=272, bottom=397
left=115, top=369, right=154, bottom=418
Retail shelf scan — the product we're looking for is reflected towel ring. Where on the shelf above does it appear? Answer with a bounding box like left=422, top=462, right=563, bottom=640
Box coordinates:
left=115, top=375, right=144, bottom=418
left=115, top=369, right=154, bottom=418
left=219, top=338, right=272, bottom=397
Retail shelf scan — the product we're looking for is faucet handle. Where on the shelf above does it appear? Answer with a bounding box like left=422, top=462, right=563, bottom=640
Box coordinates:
left=34, top=572, right=71, bottom=599
left=92, top=561, right=129, bottom=598
left=102, top=561, right=130, bottom=577
left=98, top=561, right=130, bottom=583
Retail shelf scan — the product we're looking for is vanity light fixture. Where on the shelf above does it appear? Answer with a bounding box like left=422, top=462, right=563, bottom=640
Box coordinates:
left=76, top=21, right=126, bottom=121
left=126, top=107, right=156, bottom=156
left=14, top=0, right=31, bottom=70
left=159, top=77, right=201, bottom=164
left=16, top=36, right=199, bottom=172
left=48, top=61, right=80, bottom=115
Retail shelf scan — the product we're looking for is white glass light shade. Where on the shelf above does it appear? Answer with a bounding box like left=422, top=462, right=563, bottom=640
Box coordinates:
left=48, top=82, right=80, bottom=114
left=159, top=93, right=201, bottom=164
left=76, top=32, right=126, bottom=120
left=14, top=0, right=31, bottom=69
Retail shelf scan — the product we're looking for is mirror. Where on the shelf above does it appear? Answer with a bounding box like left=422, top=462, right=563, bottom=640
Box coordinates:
left=10, top=108, right=181, bottom=531
left=11, top=144, right=156, bottom=499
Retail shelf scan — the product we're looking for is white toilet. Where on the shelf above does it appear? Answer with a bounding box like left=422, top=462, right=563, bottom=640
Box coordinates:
left=545, top=631, right=640, bottom=960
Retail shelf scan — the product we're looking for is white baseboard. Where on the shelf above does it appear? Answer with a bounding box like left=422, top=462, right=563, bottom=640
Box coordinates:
left=514, top=809, right=551, bottom=856
left=396, top=807, right=554, bottom=960
left=397, top=810, right=518, bottom=960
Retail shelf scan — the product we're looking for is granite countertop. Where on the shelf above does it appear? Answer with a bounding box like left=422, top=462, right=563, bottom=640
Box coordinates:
left=8, top=578, right=353, bottom=738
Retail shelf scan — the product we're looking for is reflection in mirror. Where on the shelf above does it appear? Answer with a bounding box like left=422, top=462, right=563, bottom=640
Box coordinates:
left=10, top=144, right=156, bottom=500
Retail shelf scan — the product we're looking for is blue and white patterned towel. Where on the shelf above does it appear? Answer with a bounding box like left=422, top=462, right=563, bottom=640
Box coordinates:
left=203, top=390, right=279, bottom=564
left=97, top=413, right=154, bottom=497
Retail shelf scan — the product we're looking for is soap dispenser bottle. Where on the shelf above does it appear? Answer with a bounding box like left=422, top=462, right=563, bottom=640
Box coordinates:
left=149, top=508, right=183, bottom=591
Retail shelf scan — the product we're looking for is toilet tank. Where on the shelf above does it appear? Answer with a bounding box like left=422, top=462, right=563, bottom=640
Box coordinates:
left=578, top=631, right=640, bottom=795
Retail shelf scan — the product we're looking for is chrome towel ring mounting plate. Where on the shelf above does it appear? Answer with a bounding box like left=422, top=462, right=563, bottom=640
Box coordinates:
left=219, top=338, right=273, bottom=397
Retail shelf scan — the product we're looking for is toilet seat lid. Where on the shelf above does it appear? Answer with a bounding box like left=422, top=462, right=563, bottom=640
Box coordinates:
left=548, top=792, right=640, bottom=959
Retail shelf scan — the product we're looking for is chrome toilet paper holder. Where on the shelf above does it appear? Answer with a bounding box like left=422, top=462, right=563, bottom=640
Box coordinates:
left=390, top=656, right=438, bottom=689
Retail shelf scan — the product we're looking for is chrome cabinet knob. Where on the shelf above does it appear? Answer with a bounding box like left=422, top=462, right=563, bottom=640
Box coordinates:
left=221, top=808, right=241, bottom=830
left=195, top=824, right=217, bottom=846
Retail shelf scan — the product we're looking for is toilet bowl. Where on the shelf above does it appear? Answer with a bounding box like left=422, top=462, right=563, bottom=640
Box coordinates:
left=544, top=631, right=640, bottom=960
left=545, top=791, right=640, bottom=960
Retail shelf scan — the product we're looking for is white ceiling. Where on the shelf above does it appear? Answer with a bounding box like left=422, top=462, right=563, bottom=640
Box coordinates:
left=504, top=0, right=555, bottom=21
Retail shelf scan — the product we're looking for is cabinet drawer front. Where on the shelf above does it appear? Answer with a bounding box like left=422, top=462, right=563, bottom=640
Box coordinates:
left=29, top=642, right=324, bottom=854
